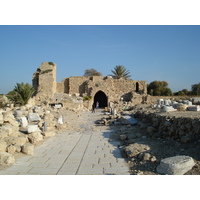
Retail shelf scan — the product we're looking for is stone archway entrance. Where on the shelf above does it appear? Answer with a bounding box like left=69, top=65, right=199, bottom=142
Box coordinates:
left=94, top=91, right=108, bottom=108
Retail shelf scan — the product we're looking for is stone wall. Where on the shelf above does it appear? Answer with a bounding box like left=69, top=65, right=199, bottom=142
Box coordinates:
left=134, top=111, right=200, bottom=143
left=33, top=62, right=147, bottom=108
left=32, top=62, right=56, bottom=103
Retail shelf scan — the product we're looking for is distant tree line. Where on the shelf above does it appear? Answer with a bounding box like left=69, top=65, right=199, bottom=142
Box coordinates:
left=147, top=81, right=200, bottom=96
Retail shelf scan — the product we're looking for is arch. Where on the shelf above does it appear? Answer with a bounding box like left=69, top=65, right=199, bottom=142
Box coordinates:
left=136, top=82, right=139, bottom=92
left=94, top=90, right=108, bottom=108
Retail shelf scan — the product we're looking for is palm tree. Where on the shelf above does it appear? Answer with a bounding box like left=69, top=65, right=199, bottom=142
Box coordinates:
left=110, top=65, right=131, bottom=79
left=8, top=82, right=35, bottom=105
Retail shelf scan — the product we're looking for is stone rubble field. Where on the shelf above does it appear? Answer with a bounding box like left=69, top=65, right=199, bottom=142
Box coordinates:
left=1, top=97, right=200, bottom=175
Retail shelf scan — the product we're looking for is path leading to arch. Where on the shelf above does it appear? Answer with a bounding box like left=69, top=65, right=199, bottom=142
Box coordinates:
left=0, top=109, right=130, bottom=175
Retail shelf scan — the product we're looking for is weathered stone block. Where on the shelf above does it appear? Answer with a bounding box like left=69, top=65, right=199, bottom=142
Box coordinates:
left=1, top=125, right=12, bottom=136
left=125, top=143, right=150, bottom=158
left=15, top=136, right=28, bottom=146
left=19, top=116, right=28, bottom=128
left=28, top=131, right=43, bottom=144
left=7, top=145, right=16, bottom=154
left=162, top=106, right=177, bottom=112
left=0, top=112, right=3, bottom=124
left=22, top=144, right=34, bottom=155
left=187, top=105, right=200, bottom=111
left=42, top=131, right=56, bottom=138
left=0, top=141, right=7, bottom=152
left=27, top=124, right=41, bottom=133
left=28, top=113, right=41, bottom=122
left=57, top=115, right=63, bottom=124
left=0, top=152, right=15, bottom=165
left=156, top=156, right=195, bottom=175
left=14, top=110, right=27, bottom=117
left=4, top=116, right=19, bottom=126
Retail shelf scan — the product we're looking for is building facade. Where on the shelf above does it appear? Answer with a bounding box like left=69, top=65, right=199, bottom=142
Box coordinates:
left=32, top=62, right=147, bottom=108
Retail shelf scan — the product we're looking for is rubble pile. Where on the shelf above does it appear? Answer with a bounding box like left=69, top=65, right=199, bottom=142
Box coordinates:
left=0, top=103, right=67, bottom=166
left=155, top=98, right=200, bottom=112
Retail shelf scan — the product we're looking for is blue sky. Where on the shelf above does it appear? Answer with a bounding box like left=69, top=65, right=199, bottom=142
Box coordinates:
left=0, top=25, right=200, bottom=94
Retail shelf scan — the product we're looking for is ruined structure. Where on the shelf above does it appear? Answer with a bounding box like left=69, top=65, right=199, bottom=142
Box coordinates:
left=32, top=62, right=147, bottom=109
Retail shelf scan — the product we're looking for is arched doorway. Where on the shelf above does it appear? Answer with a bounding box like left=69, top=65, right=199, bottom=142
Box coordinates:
left=94, top=91, right=108, bottom=108
left=136, top=82, right=139, bottom=92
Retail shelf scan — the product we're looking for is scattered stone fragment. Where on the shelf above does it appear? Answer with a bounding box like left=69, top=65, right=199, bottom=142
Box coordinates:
left=119, top=134, right=127, bottom=141
left=0, top=141, right=7, bottom=152
left=151, top=156, right=157, bottom=162
left=28, top=113, right=41, bottom=122
left=57, top=115, right=64, bottom=124
left=42, top=131, right=56, bottom=138
left=156, top=155, right=195, bottom=175
left=125, top=143, right=150, bottom=158
left=143, top=153, right=151, bottom=161
left=27, top=124, right=41, bottom=133
left=0, top=152, right=15, bottom=165
left=19, top=116, right=28, bottom=128
left=28, top=131, right=44, bottom=144
left=7, top=145, right=16, bottom=154
left=22, top=144, right=34, bottom=155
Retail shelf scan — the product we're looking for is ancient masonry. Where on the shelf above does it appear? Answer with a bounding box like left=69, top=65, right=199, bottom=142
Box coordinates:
left=32, top=62, right=147, bottom=109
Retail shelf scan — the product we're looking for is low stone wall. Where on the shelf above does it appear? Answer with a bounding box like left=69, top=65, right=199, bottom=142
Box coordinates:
left=134, top=110, right=200, bottom=143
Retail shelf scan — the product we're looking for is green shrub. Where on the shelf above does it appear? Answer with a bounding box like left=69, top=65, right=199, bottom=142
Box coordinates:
left=41, top=69, right=53, bottom=74
left=48, top=62, right=55, bottom=66
left=7, top=82, right=35, bottom=106
left=83, top=96, right=92, bottom=101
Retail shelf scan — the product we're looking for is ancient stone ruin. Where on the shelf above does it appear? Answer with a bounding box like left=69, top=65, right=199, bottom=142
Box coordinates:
left=32, top=62, right=147, bottom=109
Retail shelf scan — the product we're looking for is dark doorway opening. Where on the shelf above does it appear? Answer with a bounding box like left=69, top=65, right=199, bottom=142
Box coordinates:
left=94, top=91, right=108, bottom=108
left=136, top=82, right=139, bottom=92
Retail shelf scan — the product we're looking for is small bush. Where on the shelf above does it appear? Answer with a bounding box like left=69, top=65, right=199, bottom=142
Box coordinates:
left=83, top=96, right=92, bottom=101
left=48, top=62, right=55, bottom=66
left=41, top=69, right=53, bottom=74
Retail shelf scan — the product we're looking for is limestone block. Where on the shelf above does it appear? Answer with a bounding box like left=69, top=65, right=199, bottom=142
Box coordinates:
left=1, top=125, right=13, bottom=136
left=177, top=104, right=188, bottom=111
left=4, top=116, right=19, bottom=126
left=57, top=115, right=63, bottom=124
left=125, top=143, right=150, bottom=158
left=54, top=104, right=62, bottom=109
left=156, top=156, right=195, bottom=175
left=0, top=112, right=3, bottom=124
left=192, top=98, right=200, bottom=104
left=28, top=113, right=41, bottom=122
left=187, top=105, right=200, bottom=111
left=28, top=131, right=44, bottom=144
left=14, top=145, right=21, bottom=153
left=157, top=99, right=164, bottom=105
left=14, top=110, right=27, bottom=118
left=0, top=141, right=7, bottom=152
left=162, top=106, right=177, bottom=112
left=25, top=104, right=33, bottom=109
left=15, top=136, right=28, bottom=146
left=7, top=145, right=16, bottom=154
left=19, top=116, right=28, bottom=128
left=27, top=124, right=41, bottom=133
left=42, top=131, right=56, bottom=138
left=0, top=152, right=15, bottom=165
left=2, top=111, right=15, bottom=121
left=119, top=115, right=137, bottom=125
left=22, top=144, right=34, bottom=155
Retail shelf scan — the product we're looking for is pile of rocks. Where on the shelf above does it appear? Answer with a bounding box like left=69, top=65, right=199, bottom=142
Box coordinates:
left=156, top=98, right=200, bottom=112
left=0, top=104, right=66, bottom=166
